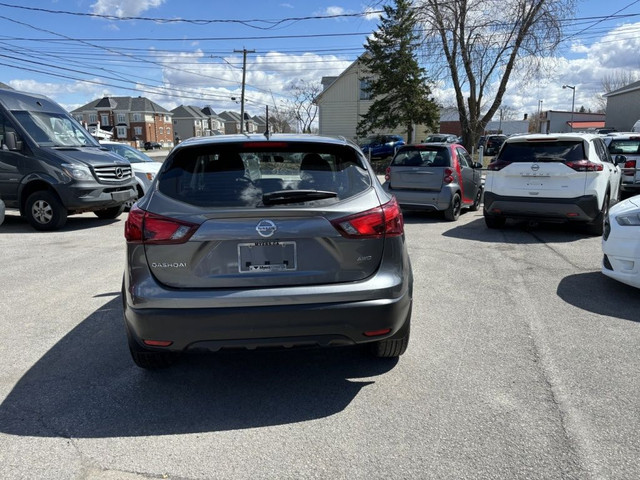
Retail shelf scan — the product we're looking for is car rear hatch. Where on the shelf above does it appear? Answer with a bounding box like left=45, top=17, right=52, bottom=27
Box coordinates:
left=387, top=146, right=450, bottom=191
left=128, top=140, right=403, bottom=289
left=488, top=138, right=590, bottom=198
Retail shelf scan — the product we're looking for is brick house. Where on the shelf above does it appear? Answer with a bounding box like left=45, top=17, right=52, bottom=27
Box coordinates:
left=71, top=96, right=173, bottom=147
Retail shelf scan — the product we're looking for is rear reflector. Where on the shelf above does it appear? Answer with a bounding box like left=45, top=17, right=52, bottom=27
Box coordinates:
left=332, top=197, right=404, bottom=238
left=143, top=340, right=173, bottom=347
left=124, top=205, right=199, bottom=244
left=364, top=328, right=391, bottom=337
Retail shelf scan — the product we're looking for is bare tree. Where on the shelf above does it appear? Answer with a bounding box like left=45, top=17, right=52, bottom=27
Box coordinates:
left=414, top=0, right=574, bottom=150
left=594, top=70, right=640, bottom=113
left=285, top=79, right=321, bottom=133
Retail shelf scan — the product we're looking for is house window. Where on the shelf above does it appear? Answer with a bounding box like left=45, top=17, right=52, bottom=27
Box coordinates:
left=134, top=126, right=142, bottom=136
left=74, top=115, right=83, bottom=123
left=116, top=126, right=127, bottom=138
left=117, top=113, right=126, bottom=123
left=133, top=113, right=142, bottom=122
left=359, top=79, right=371, bottom=100
left=89, top=114, right=97, bottom=123
left=166, top=127, right=171, bottom=135
left=159, top=127, right=164, bottom=134
left=164, top=115, right=170, bottom=122
left=101, top=114, right=109, bottom=126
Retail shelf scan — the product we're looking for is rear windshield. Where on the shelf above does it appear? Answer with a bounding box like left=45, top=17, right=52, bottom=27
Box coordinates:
left=157, top=142, right=371, bottom=207
left=391, top=147, right=450, bottom=167
left=498, top=141, right=585, bottom=163
left=608, top=139, right=640, bottom=155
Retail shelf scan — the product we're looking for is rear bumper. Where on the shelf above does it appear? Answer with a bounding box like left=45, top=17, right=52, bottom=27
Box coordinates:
left=383, top=182, right=453, bottom=211
left=483, top=192, right=600, bottom=222
left=123, top=292, right=412, bottom=352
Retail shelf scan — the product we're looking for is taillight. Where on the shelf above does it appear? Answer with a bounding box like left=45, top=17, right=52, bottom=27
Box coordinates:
left=623, top=159, right=636, bottom=174
left=385, top=166, right=391, bottom=181
left=487, top=159, right=512, bottom=171
left=443, top=168, right=454, bottom=184
left=564, top=159, right=603, bottom=172
left=332, top=197, right=404, bottom=238
left=124, top=205, right=199, bottom=244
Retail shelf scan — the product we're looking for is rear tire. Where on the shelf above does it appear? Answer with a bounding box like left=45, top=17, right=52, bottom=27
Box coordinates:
left=94, top=204, right=125, bottom=219
left=585, top=193, right=609, bottom=236
left=370, top=305, right=411, bottom=358
left=469, top=187, right=483, bottom=212
left=485, top=215, right=506, bottom=229
left=444, top=193, right=462, bottom=221
left=25, top=191, right=68, bottom=231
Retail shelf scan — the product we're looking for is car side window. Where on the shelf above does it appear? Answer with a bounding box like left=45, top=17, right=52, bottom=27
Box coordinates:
left=593, top=138, right=612, bottom=163
left=455, top=147, right=470, bottom=167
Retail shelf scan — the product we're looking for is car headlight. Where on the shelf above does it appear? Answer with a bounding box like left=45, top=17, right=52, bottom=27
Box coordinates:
left=61, top=163, right=93, bottom=180
left=615, top=211, right=640, bottom=226
left=145, top=172, right=156, bottom=181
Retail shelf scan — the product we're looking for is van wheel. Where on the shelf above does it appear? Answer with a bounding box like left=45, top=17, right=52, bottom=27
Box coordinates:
left=94, top=204, right=125, bottom=219
left=585, top=194, right=609, bottom=236
left=25, top=191, right=68, bottom=231
left=444, top=193, right=462, bottom=221
left=469, top=187, right=483, bottom=212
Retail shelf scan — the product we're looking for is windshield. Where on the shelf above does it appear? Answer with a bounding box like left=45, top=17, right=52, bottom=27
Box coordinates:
left=158, top=143, right=371, bottom=208
left=498, top=141, right=584, bottom=162
left=103, top=144, right=154, bottom=163
left=608, top=139, right=640, bottom=155
left=12, top=110, right=97, bottom=147
left=391, top=147, right=449, bottom=167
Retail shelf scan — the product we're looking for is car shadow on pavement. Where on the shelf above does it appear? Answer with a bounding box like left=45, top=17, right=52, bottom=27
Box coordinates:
left=443, top=217, right=591, bottom=244
left=0, top=297, right=397, bottom=438
left=0, top=212, right=123, bottom=234
left=557, top=272, right=640, bottom=323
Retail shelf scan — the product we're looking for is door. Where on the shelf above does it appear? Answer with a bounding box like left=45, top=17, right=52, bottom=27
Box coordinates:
left=0, top=111, right=25, bottom=206
left=455, top=147, right=480, bottom=204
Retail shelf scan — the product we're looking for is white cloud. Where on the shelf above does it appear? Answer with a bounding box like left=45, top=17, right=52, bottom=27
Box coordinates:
left=90, top=0, right=165, bottom=17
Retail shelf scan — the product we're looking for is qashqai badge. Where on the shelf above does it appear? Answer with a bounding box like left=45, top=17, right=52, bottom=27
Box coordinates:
left=256, top=219, right=277, bottom=238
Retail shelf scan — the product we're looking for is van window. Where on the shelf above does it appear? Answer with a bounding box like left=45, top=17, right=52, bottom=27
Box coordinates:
left=0, top=111, right=18, bottom=148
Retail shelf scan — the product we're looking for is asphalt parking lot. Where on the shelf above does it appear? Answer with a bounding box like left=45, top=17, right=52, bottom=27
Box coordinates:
left=1, top=202, right=639, bottom=479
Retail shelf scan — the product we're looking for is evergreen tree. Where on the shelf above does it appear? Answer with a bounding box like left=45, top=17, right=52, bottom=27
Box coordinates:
left=357, top=0, right=438, bottom=143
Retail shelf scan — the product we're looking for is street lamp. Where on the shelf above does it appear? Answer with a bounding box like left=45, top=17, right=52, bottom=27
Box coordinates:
left=537, top=99, right=543, bottom=133
left=563, top=85, right=576, bottom=132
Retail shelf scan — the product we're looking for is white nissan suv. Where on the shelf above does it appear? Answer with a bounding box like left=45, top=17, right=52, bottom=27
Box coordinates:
left=483, top=133, right=622, bottom=235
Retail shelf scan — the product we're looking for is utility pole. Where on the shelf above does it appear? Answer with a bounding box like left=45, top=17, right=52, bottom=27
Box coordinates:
left=234, top=48, right=255, bottom=133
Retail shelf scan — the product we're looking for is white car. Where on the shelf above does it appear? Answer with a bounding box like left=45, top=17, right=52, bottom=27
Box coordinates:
left=0, top=198, right=4, bottom=225
left=100, top=141, right=162, bottom=209
left=483, top=133, right=622, bottom=235
left=602, top=194, right=640, bottom=289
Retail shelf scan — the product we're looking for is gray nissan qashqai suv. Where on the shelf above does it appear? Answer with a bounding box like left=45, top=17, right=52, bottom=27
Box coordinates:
left=122, top=134, right=413, bottom=369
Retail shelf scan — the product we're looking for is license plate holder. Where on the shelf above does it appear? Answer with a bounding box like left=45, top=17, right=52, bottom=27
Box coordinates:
left=238, top=241, right=297, bottom=273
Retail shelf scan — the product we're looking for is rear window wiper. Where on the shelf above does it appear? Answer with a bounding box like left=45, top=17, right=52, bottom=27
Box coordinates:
left=262, top=189, right=338, bottom=206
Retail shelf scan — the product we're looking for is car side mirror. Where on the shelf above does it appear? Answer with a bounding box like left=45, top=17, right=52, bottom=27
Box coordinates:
left=3, top=131, right=22, bottom=151
left=615, top=154, right=626, bottom=165
left=472, top=162, right=483, bottom=169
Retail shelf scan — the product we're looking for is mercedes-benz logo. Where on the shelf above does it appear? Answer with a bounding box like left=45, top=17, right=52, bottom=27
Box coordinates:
left=115, top=167, right=124, bottom=178
left=256, top=219, right=277, bottom=238
left=531, top=164, right=540, bottom=172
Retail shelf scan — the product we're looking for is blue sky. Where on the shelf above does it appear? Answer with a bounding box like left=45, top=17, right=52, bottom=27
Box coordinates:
left=1, top=0, right=639, bottom=121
